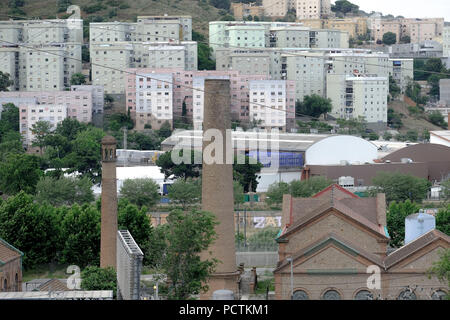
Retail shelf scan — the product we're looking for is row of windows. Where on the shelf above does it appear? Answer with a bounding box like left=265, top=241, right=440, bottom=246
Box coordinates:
left=292, top=288, right=447, bottom=300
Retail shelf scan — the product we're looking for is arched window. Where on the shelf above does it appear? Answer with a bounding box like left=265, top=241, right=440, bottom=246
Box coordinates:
left=354, top=290, right=373, bottom=300
left=292, top=290, right=309, bottom=300
left=398, top=289, right=417, bottom=300
left=323, top=289, right=341, bottom=300
left=431, top=290, right=447, bottom=300
left=4, top=279, right=7, bottom=292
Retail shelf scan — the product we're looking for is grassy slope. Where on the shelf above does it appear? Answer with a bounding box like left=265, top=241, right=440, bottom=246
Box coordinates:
left=0, top=0, right=223, bottom=36
left=388, top=100, right=443, bottom=133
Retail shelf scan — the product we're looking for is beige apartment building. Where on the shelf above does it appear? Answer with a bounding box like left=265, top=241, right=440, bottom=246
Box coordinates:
left=231, top=2, right=265, bottom=20
left=372, top=18, right=444, bottom=43
left=295, top=0, right=331, bottom=20
left=262, top=0, right=289, bottom=18
left=0, top=18, right=83, bottom=91
left=299, top=17, right=368, bottom=39
left=443, top=26, right=450, bottom=58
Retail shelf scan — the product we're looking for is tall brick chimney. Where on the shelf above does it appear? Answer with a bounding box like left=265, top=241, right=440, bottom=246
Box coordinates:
left=200, top=79, right=240, bottom=299
left=100, top=135, right=118, bottom=269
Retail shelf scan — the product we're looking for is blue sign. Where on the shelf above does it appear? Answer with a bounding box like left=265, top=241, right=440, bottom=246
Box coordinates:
left=247, top=151, right=304, bottom=168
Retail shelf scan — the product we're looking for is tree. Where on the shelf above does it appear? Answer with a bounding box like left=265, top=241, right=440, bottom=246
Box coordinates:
left=233, top=180, right=245, bottom=205
left=331, top=0, right=359, bottom=15
left=156, top=149, right=201, bottom=180
left=290, top=176, right=334, bottom=197
left=0, top=192, right=61, bottom=269
left=265, top=182, right=291, bottom=206
left=156, top=209, right=218, bottom=299
left=386, top=200, right=420, bottom=247
left=382, top=32, right=397, bottom=45
left=400, top=35, right=411, bottom=44
left=34, top=176, right=94, bottom=206
left=296, top=95, right=332, bottom=118
left=0, top=71, right=14, bottom=91
left=370, top=172, right=431, bottom=203
left=405, top=129, right=418, bottom=142
left=167, top=178, right=201, bottom=210
left=0, top=153, right=42, bottom=195
left=60, top=203, right=101, bottom=267
left=441, top=179, right=450, bottom=203
left=157, top=121, right=172, bottom=139
left=0, top=103, right=19, bottom=139
left=118, top=199, right=155, bottom=266
left=387, top=108, right=403, bottom=129
left=428, top=249, right=450, bottom=299
left=210, top=0, right=230, bottom=10
left=119, top=178, right=160, bottom=208
left=389, top=75, right=401, bottom=99
left=436, top=206, right=450, bottom=236
left=64, top=126, right=105, bottom=183
left=128, top=131, right=160, bottom=150
left=31, top=120, right=53, bottom=155
left=0, top=131, right=23, bottom=160
left=233, top=155, right=263, bottom=192
left=70, top=73, right=86, bottom=85
left=81, top=266, right=117, bottom=297
left=383, top=132, right=393, bottom=141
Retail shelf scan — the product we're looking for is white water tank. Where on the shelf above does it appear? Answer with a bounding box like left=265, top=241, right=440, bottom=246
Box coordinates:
left=404, top=210, right=436, bottom=245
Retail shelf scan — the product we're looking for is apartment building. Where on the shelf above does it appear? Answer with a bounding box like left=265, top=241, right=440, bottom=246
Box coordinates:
left=209, top=21, right=349, bottom=58
left=443, top=26, right=450, bottom=58
left=295, top=0, right=331, bottom=20
left=371, top=18, right=444, bottom=43
left=0, top=18, right=83, bottom=91
left=327, top=74, right=388, bottom=126
left=90, top=41, right=197, bottom=94
left=71, top=85, right=105, bottom=114
left=89, top=16, right=192, bottom=43
left=125, top=69, right=268, bottom=129
left=388, top=59, right=414, bottom=93
left=326, top=51, right=391, bottom=78
left=262, top=0, right=288, bottom=18
left=231, top=2, right=265, bottom=20
left=281, top=51, right=326, bottom=102
left=249, top=80, right=296, bottom=131
left=388, top=40, right=443, bottom=59
left=299, top=17, right=368, bottom=39
left=0, top=89, right=95, bottom=146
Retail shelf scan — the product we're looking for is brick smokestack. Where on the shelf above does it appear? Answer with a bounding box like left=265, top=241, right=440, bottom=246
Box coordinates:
left=200, top=79, right=239, bottom=299
left=100, top=135, right=118, bottom=269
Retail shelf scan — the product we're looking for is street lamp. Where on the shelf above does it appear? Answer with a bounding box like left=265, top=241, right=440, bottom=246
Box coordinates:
left=286, top=256, right=294, bottom=300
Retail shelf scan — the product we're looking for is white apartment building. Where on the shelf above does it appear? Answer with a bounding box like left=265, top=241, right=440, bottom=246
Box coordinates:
left=90, top=41, right=197, bottom=94
left=249, top=80, right=296, bottom=131
left=327, top=74, right=388, bottom=125
left=71, top=85, right=105, bottom=114
left=295, top=0, right=331, bottom=20
left=326, top=51, right=391, bottom=77
left=134, top=73, right=173, bottom=131
left=192, top=75, right=230, bottom=130
left=0, top=18, right=83, bottom=91
left=388, top=59, right=414, bottom=94
left=269, top=27, right=312, bottom=48
left=262, top=0, right=289, bottom=17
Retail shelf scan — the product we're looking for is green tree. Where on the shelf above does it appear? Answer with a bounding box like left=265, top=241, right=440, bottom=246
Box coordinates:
left=389, top=75, right=401, bottom=99
left=436, top=206, right=450, bottom=235
left=0, top=103, right=19, bottom=139
left=210, top=0, right=230, bottom=10
left=296, top=95, right=332, bottom=118
left=233, top=155, right=263, bottom=192
left=233, top=180, right=245, bottom=205
left=118, top=199, right=155, bottom=266
left=265, top=182, right=291, bottom=206
left=0, top=153, right=42, bottom=195
left=31, top=120, right=53, bottom=154
left=387, top=108, right=403, bottom=129
left=290, top=176, right=333, bottom=198
left=441, top=179, right=450, bottom=202
left=157, top=121, right=172, bottom=139
left=60, top=203, right=101, bottom=267
left=128, top=131, right=160, bottom=150
left=81, top=266, right=117, bottom=297
left=0, top=71, right=14, bottom=91
left=400, top=35, right=411, bottom=44
left=382, top=32, right=397, bottom=45
left=428, top=111, right=447, bottom=128
left=386, top=200, right=420, bottom=247
left=383, top=132, right=393, bottom=141
left=156, top=149, right=201, bottom=180
left=34, top=176, right=94, bottom=206
left=70, top=72, right=86, bottom=85
left=167, top=178, right=201, bottom=210
left=119, top=178, right=160, bottom=208
left=370, top=172, right=431, bottom=203
left=428, top=249, right=450, bottom=299
left=331, top=0, right=359, bottom=15
left=0, top=192, right=60, bottom=269
left=156, top=209, right=218, bottom=299
left=405, top=129, right=418, bottom=142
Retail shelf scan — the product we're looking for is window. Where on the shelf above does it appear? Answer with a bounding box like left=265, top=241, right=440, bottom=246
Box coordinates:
left=322, top=290, right=341, bottom=300
left=292, top=290, right=309, bottom=300
left=354, top=290, right=373, bottom=300
left=397, top=290, right=417, bottom=300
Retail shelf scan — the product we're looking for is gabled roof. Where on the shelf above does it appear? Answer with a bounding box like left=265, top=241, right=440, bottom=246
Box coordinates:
left=384, top=229, right=450, bottom=269
left=312, top=184, right=360, bottom=200
left=37, top=279, right=69, bottom=292
left=0, top=238, right=23, bottom=266
left=274, top=233, right=385, bottom=273
left=278, top=199, right=387, bottom=241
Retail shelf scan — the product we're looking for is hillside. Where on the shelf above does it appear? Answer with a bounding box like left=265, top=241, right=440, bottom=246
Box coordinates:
left=388, top=100, right=443, bottom=133
left=0, top=0, right=225, bottom=36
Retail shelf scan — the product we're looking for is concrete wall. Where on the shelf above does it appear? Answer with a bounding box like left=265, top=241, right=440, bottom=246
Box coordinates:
left=236, top=252, right=279, bottom=268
